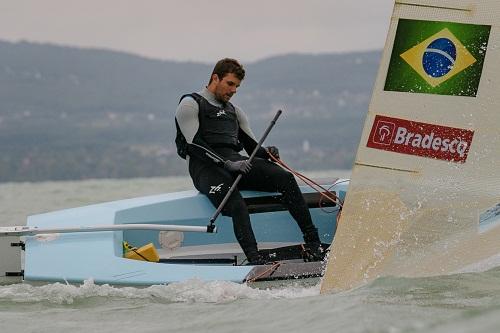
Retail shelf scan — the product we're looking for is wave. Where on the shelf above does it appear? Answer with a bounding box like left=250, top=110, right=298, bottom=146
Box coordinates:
left=0, top=278, right=320, bottom=305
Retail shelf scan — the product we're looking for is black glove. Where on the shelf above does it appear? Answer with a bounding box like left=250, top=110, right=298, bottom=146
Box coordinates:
left=266, top=146, right=280, bottom=159
left=224, top=160, right=252, bottom=174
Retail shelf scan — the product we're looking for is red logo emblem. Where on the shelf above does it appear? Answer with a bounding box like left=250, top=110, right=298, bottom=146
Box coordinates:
left=372, top=120, right=396, bottom=145
left=367, top=115, right=474, bottom=163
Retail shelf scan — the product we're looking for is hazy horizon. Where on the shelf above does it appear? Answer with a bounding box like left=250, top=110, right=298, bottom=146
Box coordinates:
left=0, top=0, right=394, bottom=63
left=0, top=38, right=384, bottom=64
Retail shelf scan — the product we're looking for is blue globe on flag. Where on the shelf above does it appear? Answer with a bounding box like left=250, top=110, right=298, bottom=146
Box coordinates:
left=422, top=38, right=457, bottom=78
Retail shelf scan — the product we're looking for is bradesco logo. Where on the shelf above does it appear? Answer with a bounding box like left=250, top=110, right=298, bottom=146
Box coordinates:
left=372, top=120, right=396, bottom=146
left=367, top=115, right=474, bottom=163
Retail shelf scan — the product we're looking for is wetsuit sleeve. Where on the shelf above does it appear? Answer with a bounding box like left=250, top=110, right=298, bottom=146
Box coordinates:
left=175, top=97, right=225, bottom=165
left=235, top=107, right=269, bottom=159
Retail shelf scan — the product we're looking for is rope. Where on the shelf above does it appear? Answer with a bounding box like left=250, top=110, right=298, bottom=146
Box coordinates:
left=267, top=152, right=345, bottom=223
left=246, top=262, right=282, bottom=283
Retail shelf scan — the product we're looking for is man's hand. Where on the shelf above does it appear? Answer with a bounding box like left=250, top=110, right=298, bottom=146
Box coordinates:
left=224, top=160, right=252, bottom=174
left=266, top=146, right=280, bottom=159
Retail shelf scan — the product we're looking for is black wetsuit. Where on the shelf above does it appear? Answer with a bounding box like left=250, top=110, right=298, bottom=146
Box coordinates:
left=175, top=88, right=320, bottom=260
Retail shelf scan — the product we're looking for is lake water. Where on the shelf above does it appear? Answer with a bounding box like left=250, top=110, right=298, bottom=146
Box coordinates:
left=1, top=172, right=500, bottom=333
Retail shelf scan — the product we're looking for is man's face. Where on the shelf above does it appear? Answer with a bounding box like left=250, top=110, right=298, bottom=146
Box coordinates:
left=212, top=73, right=241, bottom=103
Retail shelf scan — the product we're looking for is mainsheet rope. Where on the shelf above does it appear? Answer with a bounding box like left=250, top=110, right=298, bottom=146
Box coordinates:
left=267, top=152, right=345, bottom=224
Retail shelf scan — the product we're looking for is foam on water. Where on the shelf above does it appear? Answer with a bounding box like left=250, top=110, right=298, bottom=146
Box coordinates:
left=0, top=279, right=319, bottom=305
left=2, top=268, right=500, bottom=332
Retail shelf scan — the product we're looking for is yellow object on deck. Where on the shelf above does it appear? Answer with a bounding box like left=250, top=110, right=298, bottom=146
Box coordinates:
left=124, top=242, right=160, bottom=262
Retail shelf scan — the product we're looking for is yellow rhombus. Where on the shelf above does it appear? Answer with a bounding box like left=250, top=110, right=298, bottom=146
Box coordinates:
left=400, top=28, right=477, bottom=87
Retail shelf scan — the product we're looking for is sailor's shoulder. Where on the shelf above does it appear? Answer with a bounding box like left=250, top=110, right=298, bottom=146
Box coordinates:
left=179, top=93, right=198, bottom=105
left=178, top=95, right=199, bottom=108
left=176, top=96, right=199, bottom=119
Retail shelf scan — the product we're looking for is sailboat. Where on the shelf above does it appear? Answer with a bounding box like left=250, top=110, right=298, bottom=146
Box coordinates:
left=1, top=178, right=348, bottom=286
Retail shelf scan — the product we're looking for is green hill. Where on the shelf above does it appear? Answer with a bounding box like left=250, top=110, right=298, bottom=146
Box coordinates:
left=0, top=40, right=380, bottom=182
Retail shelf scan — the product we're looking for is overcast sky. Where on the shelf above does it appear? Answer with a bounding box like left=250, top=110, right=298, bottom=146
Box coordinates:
left=0, top=0, right=394, bottom=63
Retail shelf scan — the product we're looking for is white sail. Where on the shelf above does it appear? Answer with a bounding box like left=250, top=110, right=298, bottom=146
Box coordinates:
left=321, top=0, right=500, bottom=292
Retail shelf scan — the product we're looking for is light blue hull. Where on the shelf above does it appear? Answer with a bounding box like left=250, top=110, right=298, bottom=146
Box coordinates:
left=24, top=181, right=348, bottom=285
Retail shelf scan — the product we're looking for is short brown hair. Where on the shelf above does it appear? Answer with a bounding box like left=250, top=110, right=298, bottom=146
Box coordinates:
left=209, top=58, right=245, bottom=83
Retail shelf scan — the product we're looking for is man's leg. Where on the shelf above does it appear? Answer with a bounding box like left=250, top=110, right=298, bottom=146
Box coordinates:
left=239, top=158, right=325, bottom=261
left=192, top=165, right=263, bottom=263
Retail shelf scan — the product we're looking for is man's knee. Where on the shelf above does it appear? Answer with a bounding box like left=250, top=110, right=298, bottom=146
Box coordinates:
left=275, top=170, right=297, bottom=189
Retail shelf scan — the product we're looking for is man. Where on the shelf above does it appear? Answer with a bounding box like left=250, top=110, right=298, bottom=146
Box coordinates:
left=175, top=58, right=324, bottom=264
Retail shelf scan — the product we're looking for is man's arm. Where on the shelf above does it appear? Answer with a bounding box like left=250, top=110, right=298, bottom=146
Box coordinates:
left=175, top=97, right=225, bottom=165
left=235, top=107, right=269, bottom=159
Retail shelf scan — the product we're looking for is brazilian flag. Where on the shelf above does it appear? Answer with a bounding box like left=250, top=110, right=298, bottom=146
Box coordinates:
left=384, top=19, right=491, bottom=97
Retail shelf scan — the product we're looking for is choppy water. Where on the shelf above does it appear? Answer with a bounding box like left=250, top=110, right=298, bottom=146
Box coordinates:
left=1, top=172, right=500, bottom=333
